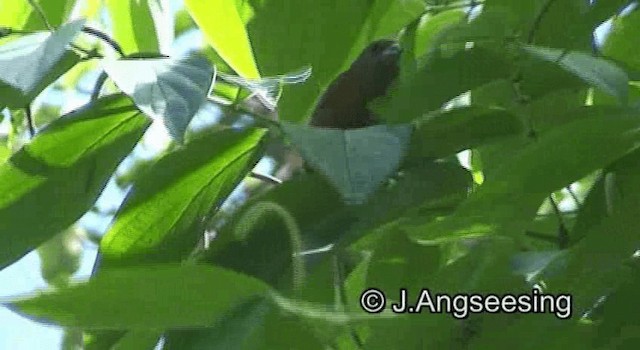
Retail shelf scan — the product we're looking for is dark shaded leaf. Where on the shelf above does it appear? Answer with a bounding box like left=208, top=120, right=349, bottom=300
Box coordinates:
left=282, top=123, right=412, bottom=204
left=522, top=45, right=629, bottom=103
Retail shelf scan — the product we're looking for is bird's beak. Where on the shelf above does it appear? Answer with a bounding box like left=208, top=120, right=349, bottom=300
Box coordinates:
left=382, top=42, right=402, bottom=57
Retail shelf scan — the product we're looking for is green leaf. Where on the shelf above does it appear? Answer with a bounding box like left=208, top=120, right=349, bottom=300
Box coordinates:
left=0, top=19, right=84, bottom=108
left=103, top=55, right=214, bottom=142
left=105, top=0, right=160, bottom=54
left=5, top=264, right=271, bottom=329
left=413, top=9, right=466, bottom=61
left=24, top=0, right=77, bottom=30
left=163, top=298, right=271, bottom=350
left=603, top=9, right=640, bottom=72
left=185, top=0, right=259, bottom=78
left=111, top=330, right=162, bottom=350
left=0, top=94, right=148, bottom=270
left=0, top=1, right=32, bottom=29
left=282, top=123, right=412, bottom=204
left=380, top=47, right=513, bottom=123
left=408, top=106, right=524, bottom=159
left=99, top=127, right=266, bottom=267
left=522, top=45, right=629, bottom=104
left=594, top=270, right=640, bottom=348
left=408, top=106, right=640, bottom=242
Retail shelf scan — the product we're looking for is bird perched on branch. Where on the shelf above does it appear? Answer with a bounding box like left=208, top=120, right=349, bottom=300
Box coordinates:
left=275, top=39, right=402, bottom=181
left=309, top=39, right=401, bottom=128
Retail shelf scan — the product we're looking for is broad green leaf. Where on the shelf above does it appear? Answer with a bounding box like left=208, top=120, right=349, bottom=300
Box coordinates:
left=545, top=149, right=640, bottom=313
left=5, top=264, right=271, bottom=329
left=0, top=19, right=84, bottom=108
left=408, top=106, right=640, bottom=242
left=111, top=330, right=162, bottom=350
left=0, top=144, right=9, bottom=163
left=174, top=9, right=196, bottom=37
left=163, top=299, right=271, bottom=350
left=0, top=0, right=32, bottom=29
left=379, top=47, right=513, bottom=123
left=0, top=94, right=149, bottom=270
left=413, top=9, right=466, bottom=61
left=103, top=54, right=214, bottom=142
left=408, top=106, right=524, bottom=159
left=185, top=0, right=259, bottom=78
left=604, top=9, right=640, bottom=72
left=473, top=152, right=640, bottom=349
left=282, top=123, right=412, bottom=204
left=522, top=45, right=629, bottom=104
left=367, top=238, right=527, bottom=349
left=99, top=127, right=266, bottom=267
left=24, top=0, right=76, bottom=30
left=105, top=0, right=160, bottom=54
left=594, top=270, right=640, bottom=349
left=356, top=0, right=425, bottom=42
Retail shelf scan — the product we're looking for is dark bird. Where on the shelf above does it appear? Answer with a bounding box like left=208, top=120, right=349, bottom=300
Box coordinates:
left=274, top=39, right=402, bottom=181
left=309, top=39, right=401, bottom=129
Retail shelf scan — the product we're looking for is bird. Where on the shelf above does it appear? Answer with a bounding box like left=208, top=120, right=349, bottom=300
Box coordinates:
left=274, top=39, right=402, bottom=181
left=309, top=39, right=402, bottom=129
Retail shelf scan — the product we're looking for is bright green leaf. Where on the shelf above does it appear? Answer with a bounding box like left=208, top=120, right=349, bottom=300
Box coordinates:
left=99, top=127, right=266, bottom=267
left=0, top=94, right=149, bottom=270
left=105, top=0, right=160, bottom=54
left=185, top=0, right=259, bottom=78
left=0, top=0, right=32, bottom=29
left=5, top=264, right=271, bottom=329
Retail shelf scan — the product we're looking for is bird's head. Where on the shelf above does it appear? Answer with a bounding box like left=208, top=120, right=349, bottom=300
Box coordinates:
left=349, top=39, right=402, bottom=99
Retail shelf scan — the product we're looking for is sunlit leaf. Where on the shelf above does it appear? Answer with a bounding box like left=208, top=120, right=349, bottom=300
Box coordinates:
left=103, top=54, right=214, bottom=142
left=5, top=264, right=271, bottom=329
left=185, top=0, right=259, bottom=78
left=99, top=128, right=266, bottom=267
left=0, top=94, right=149, bottom=270
left=105, top=0, right=160, bottom=54
left=0, top=19, right=84, bottom=108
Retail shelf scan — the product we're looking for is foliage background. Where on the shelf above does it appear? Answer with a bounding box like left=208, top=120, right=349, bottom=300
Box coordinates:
left=1, top=0, right=640, bottom=349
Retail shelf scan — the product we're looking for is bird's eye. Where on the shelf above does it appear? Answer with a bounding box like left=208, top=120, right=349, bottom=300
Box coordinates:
left=371, top=42, right=385, bottom=53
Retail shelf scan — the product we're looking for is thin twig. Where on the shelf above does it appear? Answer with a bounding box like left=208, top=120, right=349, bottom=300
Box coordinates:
left=249, top=171, right=282, bottom=185
left=333, top=254, right=365, bottom=349
left=566, top=186, right=581, bottom=208
left=82, top=26, right=125, bottom=57
left=91, top=71, right=109, bottom=101
left=548, top=195, right=569, bottom=248
left=527, top=0, right=558, bottom=44
left=25, top=105, right=35, bottom=138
